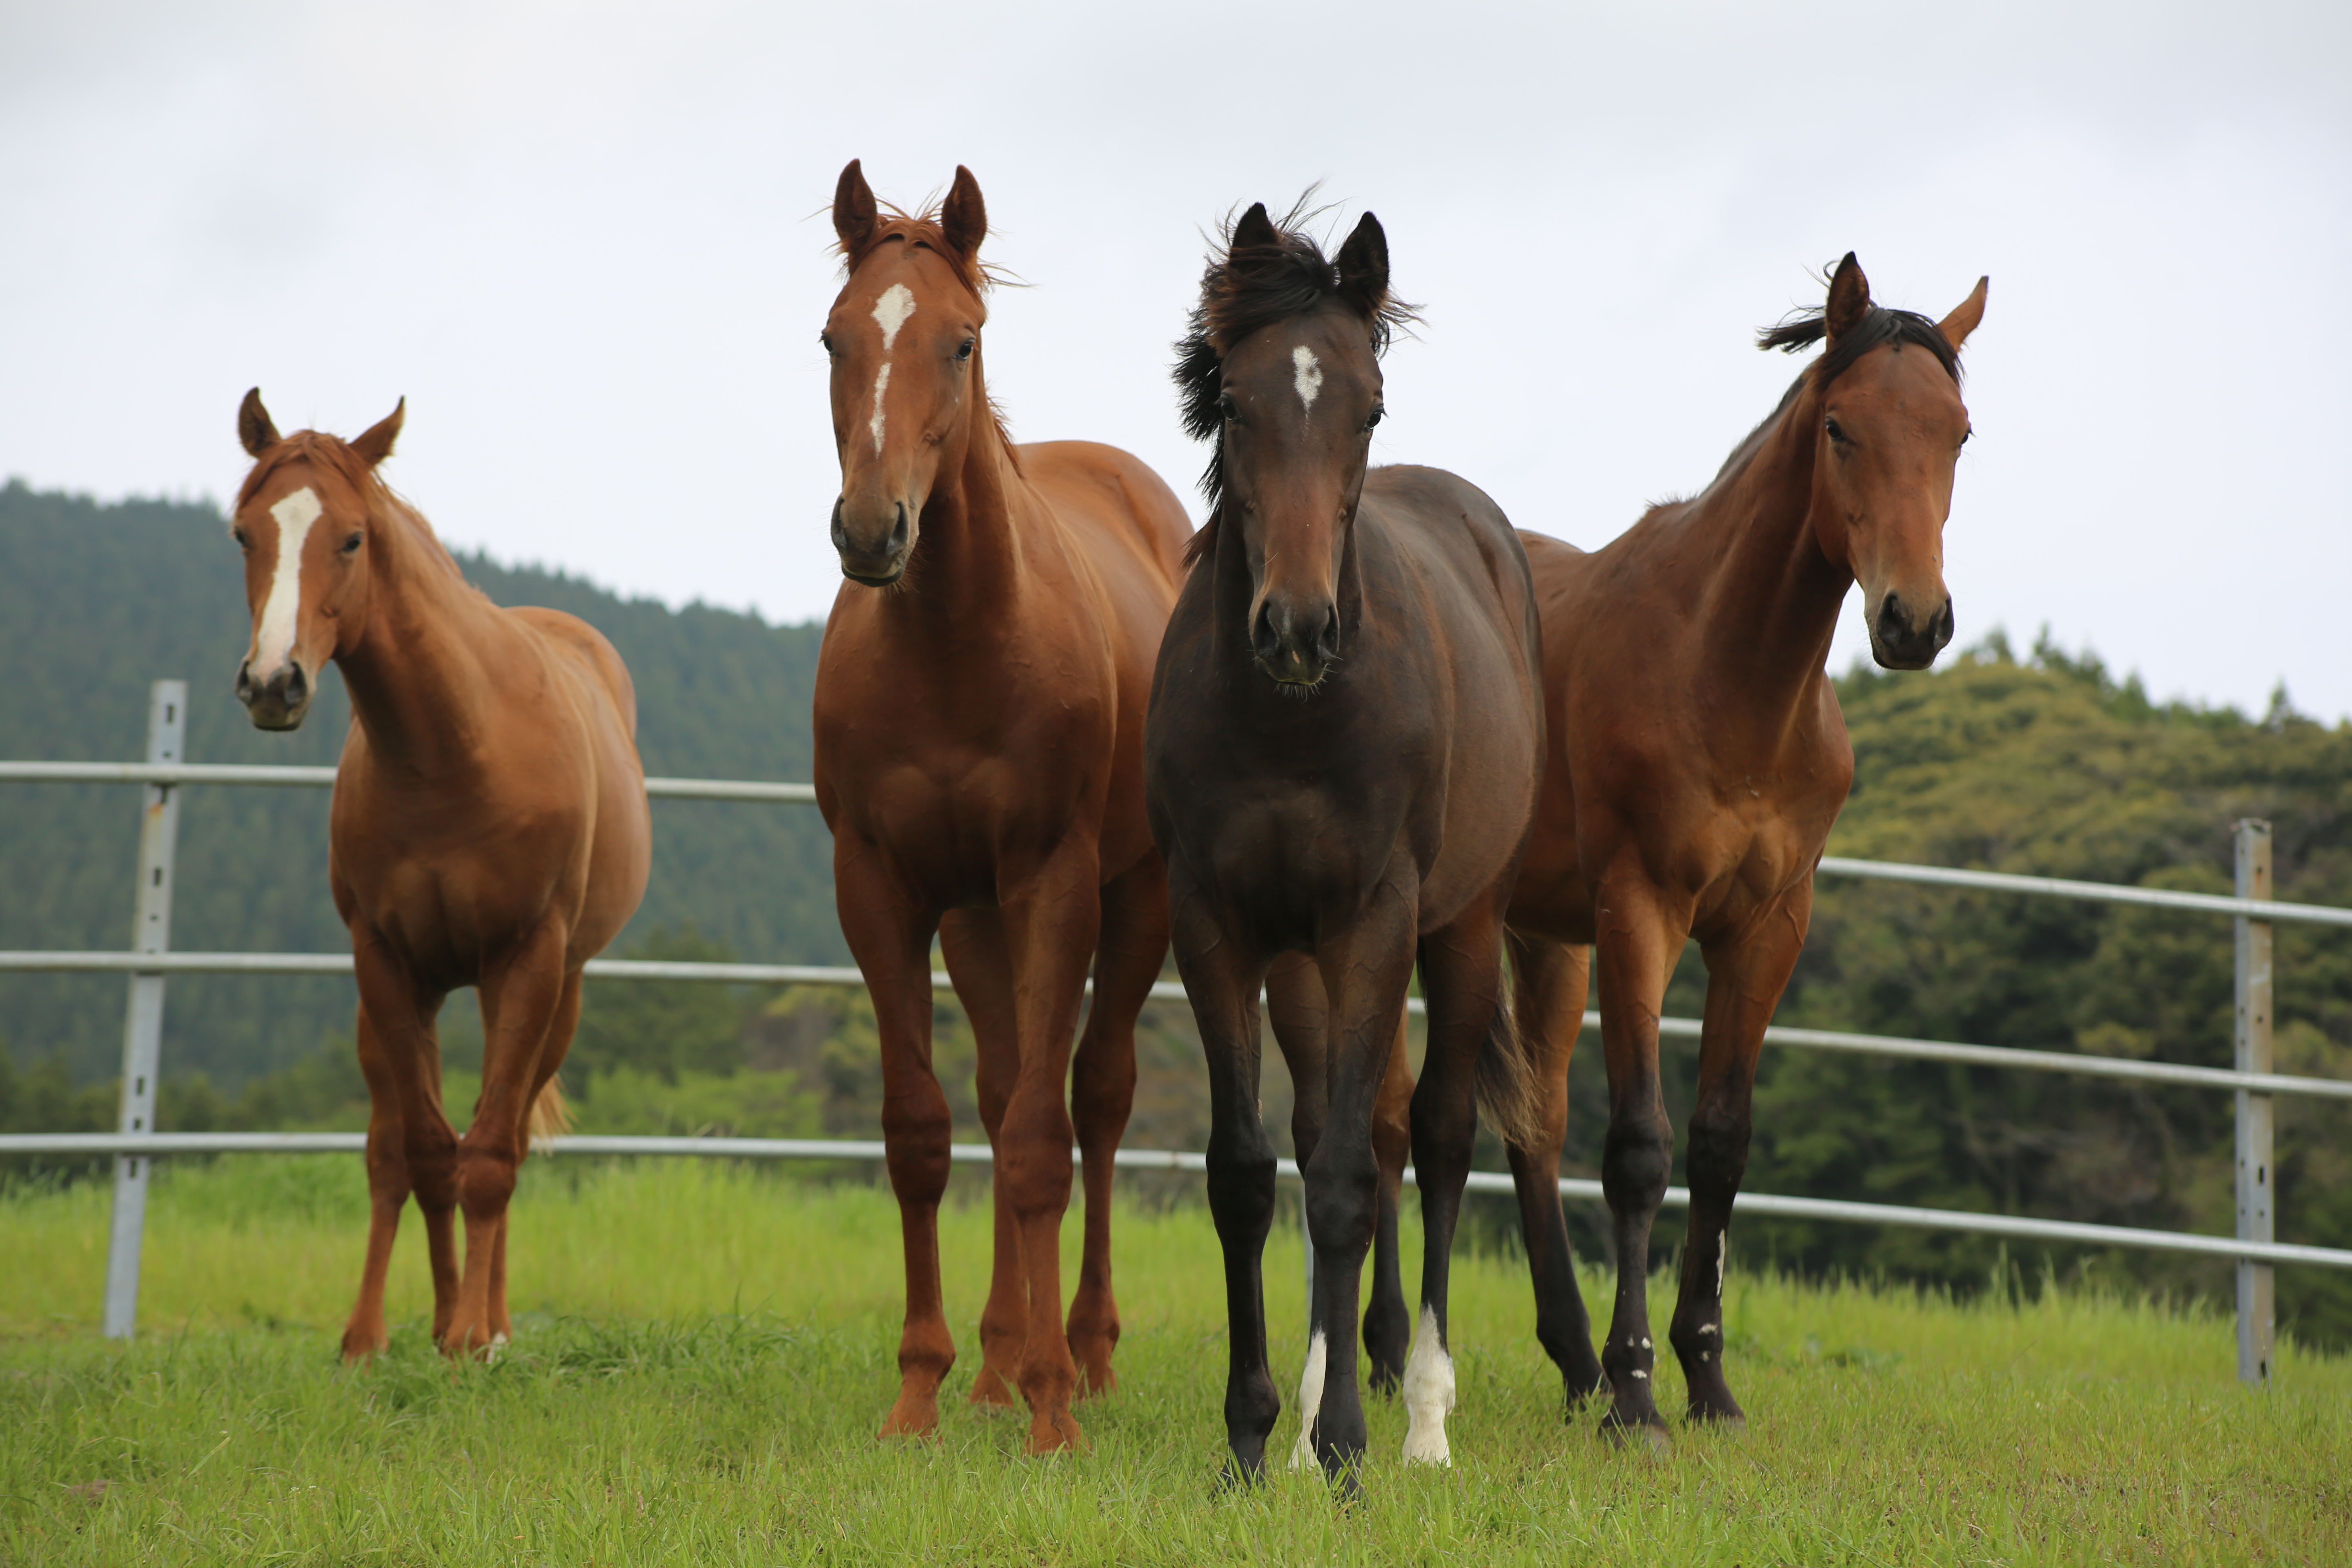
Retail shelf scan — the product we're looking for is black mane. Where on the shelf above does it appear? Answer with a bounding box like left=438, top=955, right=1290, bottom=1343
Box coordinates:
left=1172, top=201, right=1419, bottom=546
left=1757, top=300, right=1961, bottom=388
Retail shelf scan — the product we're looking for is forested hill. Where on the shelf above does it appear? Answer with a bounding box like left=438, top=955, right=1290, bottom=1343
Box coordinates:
left=0, top=479, right=840, bottom=1086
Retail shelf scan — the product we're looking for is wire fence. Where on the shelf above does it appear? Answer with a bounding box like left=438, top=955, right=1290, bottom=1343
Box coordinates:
left=3, top=681, right=2347, bottom=1386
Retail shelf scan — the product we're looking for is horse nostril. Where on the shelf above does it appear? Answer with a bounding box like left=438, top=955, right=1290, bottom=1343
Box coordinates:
left=830, top=499, right=850, bottom=554
left=889, top=502, right=909, bottom=555
left=284, top=665, right=308, bottom=706
left=1251, top=602, right=1282, bottom=661
left=235, top=663, right=256, bottom=706
left=1314, top=607, right=1340, bottom=661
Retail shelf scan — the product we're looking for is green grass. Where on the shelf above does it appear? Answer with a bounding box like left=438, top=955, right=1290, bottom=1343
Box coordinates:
left=3, top=1159, right=2348, bottom=1565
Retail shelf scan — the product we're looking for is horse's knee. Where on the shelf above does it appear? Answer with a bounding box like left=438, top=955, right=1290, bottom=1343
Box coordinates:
left=1684, top=1106, right=1751, bottom=1200
left=1205, top=1145, right=1277, bottom=1233
left=1602, top=1109, right=1674, bottom=1209
left=454, top=1147, right=517, bottom=1219
left=1304, top=1154, right=1379, bottom=1255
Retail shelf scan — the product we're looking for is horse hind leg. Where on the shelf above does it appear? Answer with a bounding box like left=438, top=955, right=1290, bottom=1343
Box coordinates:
left=482, top=971, right=581, bottom=1348
left=1065, top=855, right=1166, bottom=1398
left=1502, top=928, right=1605, bottom=1408
left=940, top=908, right=1025, bottom=1410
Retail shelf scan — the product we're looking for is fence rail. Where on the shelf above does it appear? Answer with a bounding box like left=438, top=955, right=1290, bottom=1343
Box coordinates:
left=6, top=682, right=2350, bottom=1384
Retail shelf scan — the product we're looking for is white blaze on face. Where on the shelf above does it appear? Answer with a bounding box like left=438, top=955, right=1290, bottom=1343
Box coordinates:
left=1400, top=1305, right=1456, bottom=1466
left=1292, top=345, right=1323, bottom=411
left=866, top=283, right=917, bottom=457
left=868, top=363, right=893, bottom=456
left=254, top=487, right=323, bottom=673
left=1287, top=1327, right=1327, bottom=1472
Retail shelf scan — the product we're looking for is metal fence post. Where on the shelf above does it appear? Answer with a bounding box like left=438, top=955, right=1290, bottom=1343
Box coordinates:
left=102, top=681, right=186, bottom=1339
left=2234, top=818, right=2274, bottom=1386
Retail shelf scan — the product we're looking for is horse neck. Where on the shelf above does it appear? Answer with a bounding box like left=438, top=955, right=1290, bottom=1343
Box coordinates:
left=1685, top=378, right=1852, bottom=731
left=334, top=490, right=506, bottom=778
left=889, top=379, right=1029, bottom=635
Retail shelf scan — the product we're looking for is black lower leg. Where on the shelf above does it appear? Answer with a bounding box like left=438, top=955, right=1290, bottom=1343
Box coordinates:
left=1670, top=1108, right=1749, bottom=1423
left=1598, top=1106, right=1672, bottom=1437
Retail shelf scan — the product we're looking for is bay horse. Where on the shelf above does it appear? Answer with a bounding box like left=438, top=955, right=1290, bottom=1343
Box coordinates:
left=812, top=162, right=1189, bottom=1454
left=1146, top=202, right=1546, bottom=1482
left=1497, top=255, right=1989, bottom=1443
left=228, top=391, right=651, bottom=1359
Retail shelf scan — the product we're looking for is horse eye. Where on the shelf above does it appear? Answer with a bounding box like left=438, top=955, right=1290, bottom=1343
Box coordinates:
left=819, top=332, right=837, bottom=356
left=1218, top=392, right=1240, bottom=423
left=1825, top=416, right=1850, bottom=445
left=340, top=532, right=363, bottom=555
left=230, top=528, right=250, bottom=550
left=956, top=337, right=975, bottom=363
left=1364, top=405, right=1385, bottom=432
left=1960, top=428, right=1973, bottom=447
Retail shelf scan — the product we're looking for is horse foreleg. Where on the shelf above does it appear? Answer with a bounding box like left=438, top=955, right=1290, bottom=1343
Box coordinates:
left=1590, top=874, right=1687, bottom=1449
left=1673, top=886, right=1810, bottom=1428
left=1502, top=928, right=1604, bottom=1407
left=1365, top=1014, right=1414, bottom=1396
left=343, top=948, right=452, bottom=1361
left=1301, top=890, right=1418, bottom=1481
left=341, top=1003, right=408, bottom=1362
left=995, top=853, right=1100, bottom=1454
left=837, top=853, right=953, bottom=1439
left=1171, top=875, right=1279, bottom=1481
left=481, top=969, right=581, bottom=1346
left=1396, top=896, right=1516, bottom=1469
left=1065, top=855, right=1165, bottom=1398
left=446, top=924, right=567, bottom=1358
left=940, top=908, right=1025, bottom=1410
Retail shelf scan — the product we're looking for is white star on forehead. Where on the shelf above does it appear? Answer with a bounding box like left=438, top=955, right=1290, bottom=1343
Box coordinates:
left=1292, top=345, right=1323, bottom=410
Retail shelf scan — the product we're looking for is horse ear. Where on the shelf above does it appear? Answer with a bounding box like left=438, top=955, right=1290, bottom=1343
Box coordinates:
left=1938, top=276, right=1989, bottom=351
left=1334, top=212, right=1391, bottom=322
left=238, top=388, right=280, bottom=457
left=349, top=399, right=404, bottom=468
left=1230, top=202, right=1279, bottom=253
left=1824, top=252, right=1871, bottom=343
left=941, top=166, right=986, bottom=259
left=833, top=159, right=878, bottom=259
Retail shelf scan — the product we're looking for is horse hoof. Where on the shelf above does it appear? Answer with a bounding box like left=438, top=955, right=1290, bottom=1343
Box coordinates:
left=1688, top=1408, right=1748, bottom=1434
left=878, top=1394, right=941, bottom=1441
left=968, top=1367, right=1019, bottom=1410
left=1600, top=1416, right=1672, bottom=1457
left=1025, top=1411, right=1087, bottom=1456
left=1075, top=1361, right=1118, bottom=1400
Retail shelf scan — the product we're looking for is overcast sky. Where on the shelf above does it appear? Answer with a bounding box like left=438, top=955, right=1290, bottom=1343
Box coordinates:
left=5, top=1, right=2348, bottom=716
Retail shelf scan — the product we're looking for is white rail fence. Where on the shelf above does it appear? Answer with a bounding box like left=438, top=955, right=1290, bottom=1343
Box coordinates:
left=3, top=681, right=2349, bottom=1387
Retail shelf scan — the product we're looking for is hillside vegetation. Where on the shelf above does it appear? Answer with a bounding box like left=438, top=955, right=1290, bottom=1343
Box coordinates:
left=5, top=482, right=2351, bottom=1344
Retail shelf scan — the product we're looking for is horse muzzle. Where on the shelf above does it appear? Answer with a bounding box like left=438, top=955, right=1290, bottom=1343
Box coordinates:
left=1251, top=595, right=1341, bottom=693
left=1869, top=589, right=1954, bottom=671
left=237, top=658, right=311, bottom=731
left=831, top=496, right=911, bottom=587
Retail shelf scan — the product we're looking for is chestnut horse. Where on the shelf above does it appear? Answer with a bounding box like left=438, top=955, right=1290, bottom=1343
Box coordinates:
left=813, top=162, right=1189, bottom=1453
left=1494, top=256, right=1990, bottom=1443
left=229, top=392, right=651, bottom=1359
left=1146, top=203, right=1545, bottom=1483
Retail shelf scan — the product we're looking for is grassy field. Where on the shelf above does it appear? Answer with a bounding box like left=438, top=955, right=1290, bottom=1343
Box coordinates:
left=2, top=1158, right=2348, bottom=1566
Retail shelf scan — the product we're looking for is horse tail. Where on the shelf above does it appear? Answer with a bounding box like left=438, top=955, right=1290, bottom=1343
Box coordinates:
left=1472, top=951, right=1545, bottom=1151
left=528, top=1076, right=572, bottom=1153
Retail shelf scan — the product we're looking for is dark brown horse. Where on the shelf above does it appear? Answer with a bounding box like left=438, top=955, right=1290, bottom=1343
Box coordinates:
left=813, top=162, right=1190, bottom=1453
left=228, top=392, right=652, bottom=1359
left=1497, top=256, right=1989, bottom=1442
left=1146, top=203, right=1545, bottom=1482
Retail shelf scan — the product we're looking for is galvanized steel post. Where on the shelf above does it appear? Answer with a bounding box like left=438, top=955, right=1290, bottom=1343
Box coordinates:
left=2234, top=819, right=2274, bottom=1386
left=102, top=681, right=185, bottom=1339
